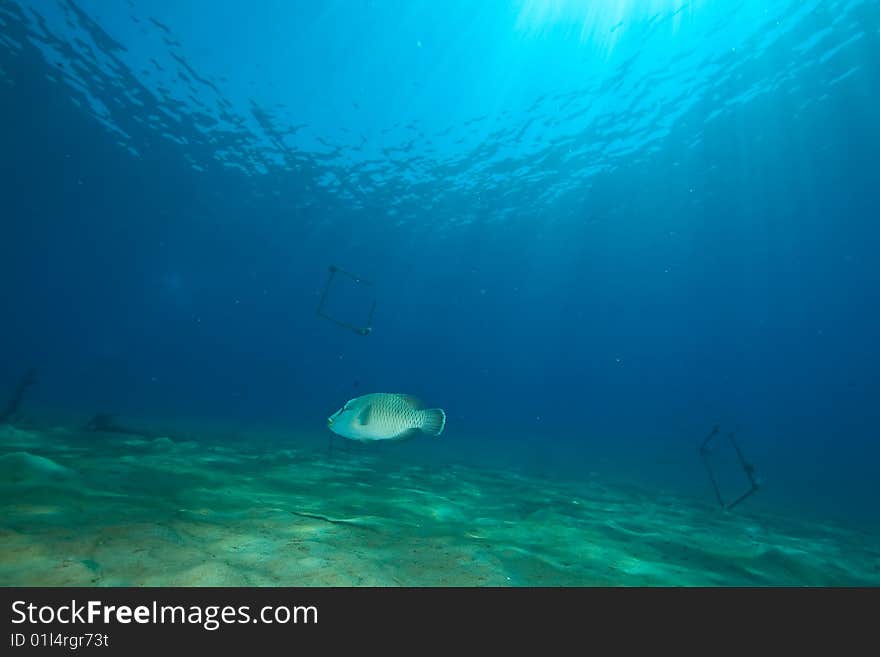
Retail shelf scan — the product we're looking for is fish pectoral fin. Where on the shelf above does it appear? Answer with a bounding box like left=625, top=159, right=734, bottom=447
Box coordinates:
left=357, top=404, right=373, bottom=426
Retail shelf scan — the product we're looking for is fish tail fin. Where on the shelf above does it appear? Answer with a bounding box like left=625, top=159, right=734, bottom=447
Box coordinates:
left=419, top=408, right=446, bottom=437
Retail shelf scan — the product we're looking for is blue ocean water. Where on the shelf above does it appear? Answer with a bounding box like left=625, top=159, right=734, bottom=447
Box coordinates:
left=0, top=0, right=878, bottom=563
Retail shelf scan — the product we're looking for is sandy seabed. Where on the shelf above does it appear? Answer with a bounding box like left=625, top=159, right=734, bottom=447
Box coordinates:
left=1, top=423, right=878, bottom=586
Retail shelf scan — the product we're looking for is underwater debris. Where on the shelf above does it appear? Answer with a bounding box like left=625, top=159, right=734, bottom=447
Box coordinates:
left=699, top=425, right=760, bottom=511
left=0, top=368, right=37, bottom=424
left=83, top=413, right=180, bottom=443
left=291, top=511, right=380, bottom=533
left=84, top=413, right=156, bottom=437
left=316, top=264, right=376, bottom=336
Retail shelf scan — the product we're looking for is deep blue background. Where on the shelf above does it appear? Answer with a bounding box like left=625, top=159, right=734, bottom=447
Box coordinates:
left=1, top=1, right=878, bottom=523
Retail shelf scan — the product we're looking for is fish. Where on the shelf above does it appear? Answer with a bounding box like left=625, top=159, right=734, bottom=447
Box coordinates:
left=327, top=393, right=446, bottom=442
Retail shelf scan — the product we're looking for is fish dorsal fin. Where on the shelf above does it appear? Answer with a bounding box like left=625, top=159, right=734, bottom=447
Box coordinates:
left=357, top=404, right=373, bottom=425
left=396, top=394, right=422, bottom=409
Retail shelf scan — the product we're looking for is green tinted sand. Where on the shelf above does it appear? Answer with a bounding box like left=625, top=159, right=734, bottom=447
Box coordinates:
left=0, top=424, right=877, bottom=586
